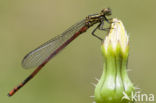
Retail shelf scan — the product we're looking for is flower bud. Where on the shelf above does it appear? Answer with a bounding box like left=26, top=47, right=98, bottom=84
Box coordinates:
left=94, top=18, right=135, bottom=103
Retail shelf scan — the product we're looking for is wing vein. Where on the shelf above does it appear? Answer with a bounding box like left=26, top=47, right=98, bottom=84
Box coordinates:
left=22, top=19, right=86, bottom=69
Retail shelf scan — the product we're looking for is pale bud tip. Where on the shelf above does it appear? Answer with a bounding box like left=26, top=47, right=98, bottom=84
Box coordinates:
left=104, top=18, right=129, bottom=53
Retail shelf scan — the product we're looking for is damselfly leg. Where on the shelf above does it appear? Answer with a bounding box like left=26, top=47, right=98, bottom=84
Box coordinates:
left=91, top=23, right=103, bottom=41
left=91, top=20, right=111, bottom=41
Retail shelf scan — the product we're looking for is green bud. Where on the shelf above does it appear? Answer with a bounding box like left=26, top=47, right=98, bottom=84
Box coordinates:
left=94, top=18, right=135, bottom=103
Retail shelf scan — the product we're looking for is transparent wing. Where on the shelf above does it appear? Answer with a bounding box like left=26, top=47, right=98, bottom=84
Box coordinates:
left=22, top=19, right=86, bottom=69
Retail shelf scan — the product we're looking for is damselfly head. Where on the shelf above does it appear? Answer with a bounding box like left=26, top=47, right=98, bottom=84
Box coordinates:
left=101, top=8, right=112, bottom=16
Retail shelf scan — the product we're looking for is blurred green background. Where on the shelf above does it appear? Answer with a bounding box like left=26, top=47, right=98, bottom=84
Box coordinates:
left=0, top=0, right=156, bottom=103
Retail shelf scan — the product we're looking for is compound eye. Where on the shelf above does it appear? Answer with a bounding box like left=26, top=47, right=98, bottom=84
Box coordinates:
left=105, top=8, right=112, bottom=15
left=101, top=8, right=111, bottom=14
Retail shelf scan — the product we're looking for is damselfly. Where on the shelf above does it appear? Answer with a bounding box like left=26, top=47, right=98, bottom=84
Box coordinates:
left=8, top=8, right=112, bottom=96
